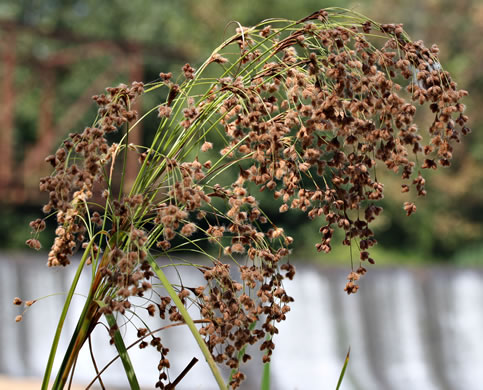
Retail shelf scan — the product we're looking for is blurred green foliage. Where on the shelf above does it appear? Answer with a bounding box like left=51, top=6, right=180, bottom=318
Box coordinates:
left=1, top=0, right=482, bottom=265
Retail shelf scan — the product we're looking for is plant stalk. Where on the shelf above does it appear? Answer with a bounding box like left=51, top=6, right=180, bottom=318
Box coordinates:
left=147, top=255, right=228, bottom=390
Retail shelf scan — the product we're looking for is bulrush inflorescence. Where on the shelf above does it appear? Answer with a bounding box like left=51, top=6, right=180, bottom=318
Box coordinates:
left=22, top=8, right=469, bottom=390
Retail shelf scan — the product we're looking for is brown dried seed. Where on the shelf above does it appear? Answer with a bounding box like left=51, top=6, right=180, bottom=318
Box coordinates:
left=147, top=304, right=156, bottom=317
left=403, top=201, right=417, bottom=216
left=201, top=141, right=213, bottom=152
left=26, top=239, right=41, bottom=251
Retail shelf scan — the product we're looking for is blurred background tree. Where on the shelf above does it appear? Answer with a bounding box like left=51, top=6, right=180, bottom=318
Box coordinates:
left=0, top=0, right=481, bottom=265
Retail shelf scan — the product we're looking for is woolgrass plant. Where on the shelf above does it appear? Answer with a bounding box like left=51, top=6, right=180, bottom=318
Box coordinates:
left=15, top=8, right=469, bottom=390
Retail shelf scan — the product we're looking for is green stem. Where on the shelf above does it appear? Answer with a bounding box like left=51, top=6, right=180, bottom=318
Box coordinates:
left=41, top=239, right=95, bottom=390
left=261, top=361, right=270, bottom=390
left=260, top=333, right=272, bottom=390
left=336, top=347, right=351, bottom=390
left=52, top=301, right=100, bottom=388
left=147, top=254, right=228, bottom=390
left=105, top=313, right=141, bottom=390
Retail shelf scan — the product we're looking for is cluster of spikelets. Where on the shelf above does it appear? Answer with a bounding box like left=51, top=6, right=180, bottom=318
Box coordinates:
left=21, top=8, right=469, bottom=389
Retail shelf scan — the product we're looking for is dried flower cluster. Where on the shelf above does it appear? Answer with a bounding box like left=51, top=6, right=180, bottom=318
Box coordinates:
left=23, top=9, right=468, bottom=390
left=32, top=82, right=143, bottom=266
left=196, top=10, right=469, bottom=295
